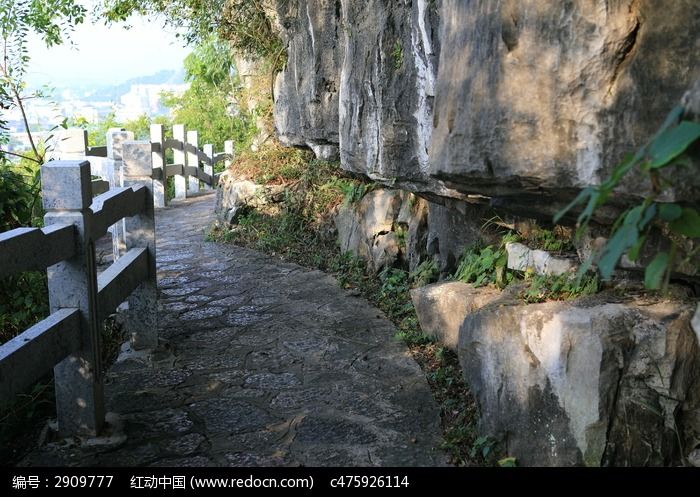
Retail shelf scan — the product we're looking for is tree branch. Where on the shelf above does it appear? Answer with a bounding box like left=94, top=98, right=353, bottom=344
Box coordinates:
left=0, top=148, right=43, bottom=164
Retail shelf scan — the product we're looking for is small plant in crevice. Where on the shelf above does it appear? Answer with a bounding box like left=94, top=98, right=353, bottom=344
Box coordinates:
left=340, top=180, right=375, bottom=207
left=525, top=225, right=575, bottom=253
left=555, top=105, right=700, bottom=291
left=394, top=225, right=408, bottom=250
left=410, top=258, right=439, bottom=288
left=453, top=244, right=512, bottom=289
left=519, top=272, right=600, bottom=304
left=391, top=40, right=404, bottom=71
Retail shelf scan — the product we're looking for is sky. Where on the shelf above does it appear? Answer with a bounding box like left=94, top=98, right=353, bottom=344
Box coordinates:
left=25, top=10, right=190, bottom=89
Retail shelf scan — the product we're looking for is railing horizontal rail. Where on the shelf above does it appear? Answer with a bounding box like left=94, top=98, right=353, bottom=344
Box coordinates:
left=197, top=149, right=211, bottom=165
left=197, top=170, right=213, bottom=185
left=184, top=165, right=200, bottom=177
left=0, top=224, right=76, bottom=278
left=165, top=164, right=184, bottom=177
left=96, top=247, right=148, bottom=324
left=212, top=153, right=231, bottom=165
left=163, top=138, right=183, bottom=151
left=0, top=308, right=81, bottom=402
left=91, top=179, right=110, bottom=196
left=87, top=146, right=108, bottom=157
left=90, top=185, right=147, bottom=240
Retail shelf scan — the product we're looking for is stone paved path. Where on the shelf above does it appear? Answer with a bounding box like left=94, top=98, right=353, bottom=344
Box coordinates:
left=22, top=193, right=445, bottom=467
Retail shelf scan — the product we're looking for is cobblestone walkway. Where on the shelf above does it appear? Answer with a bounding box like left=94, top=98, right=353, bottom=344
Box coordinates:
left=22, top=193, right=445, bottom=467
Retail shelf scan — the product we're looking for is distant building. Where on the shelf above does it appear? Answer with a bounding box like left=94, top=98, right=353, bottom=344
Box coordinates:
left=116, top=83, right=188, bottom=121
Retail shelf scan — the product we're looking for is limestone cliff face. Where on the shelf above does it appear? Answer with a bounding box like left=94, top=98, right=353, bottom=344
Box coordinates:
left=234, top=1, right=700, bottom=466
left=273, top=0, right=700, bottom=205
left=274, top=0, right=446, bottom=192
left=430, top=0, right=700, bottom=203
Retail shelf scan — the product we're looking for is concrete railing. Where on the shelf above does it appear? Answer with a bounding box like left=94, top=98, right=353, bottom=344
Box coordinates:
left=150, top=124, right=233, bottom=206
left=52, top=126, right=234, bottom=209
left=0, top=141, right=157, bottom=437
left=0, top=126, right=234, bottom=436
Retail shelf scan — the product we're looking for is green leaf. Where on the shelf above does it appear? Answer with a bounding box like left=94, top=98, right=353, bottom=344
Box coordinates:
left=597, top=225, right=638, bottom=280
left=627, top=234, right=647, bottom=262
left=648, top=121, right=700, bottom=169
left=658, top=203, right=682, bottom=222
left=623, top=205, right=644, bottom=226
left=644, top=252, right=670, bottom=290
left=669, top=208, right=700, bottom=238
left=639, top=203, right=657, bottom=230
left=656, top=106, right=684, bottom=136
left=553, top=187, right=593, bottom=224
left=498, top=457, right=518, bottom=468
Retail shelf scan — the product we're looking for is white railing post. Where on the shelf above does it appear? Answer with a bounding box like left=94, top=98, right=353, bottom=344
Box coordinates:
left=203, top=143, right=213, bottom=191
left=121, top=141, right=158, bottom=350
left=107, top=128, right=134, bottom=261
left=224, top=140, right=234, bottom=168
left=187, top=130, right=200, bottom=193
left=51, top=128, right=88, bottom=160
left=42, top=160, right=104, bottom=437
left=150, top=124, right=166, bottom=208
left=173, top=124, right=187, bottom=200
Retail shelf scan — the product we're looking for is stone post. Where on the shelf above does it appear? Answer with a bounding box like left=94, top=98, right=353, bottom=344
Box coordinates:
left=173, top=124, right=187, bottom=200
left=203, top=143, right=214, bottom=191
left=224, top=140, right=234, bottom=168
left=52, top=128, right=88, bottom=160
left=42, top=160, right=104, bottom=437
left=150, top=124, right=166, bottom=208
left=187, top=130, right=200, bottom=193
left=222, top=140, right=234, bottom=189
left=121, top=141, right=158, bottom=350
left=107, top=129, right=134, bottom=261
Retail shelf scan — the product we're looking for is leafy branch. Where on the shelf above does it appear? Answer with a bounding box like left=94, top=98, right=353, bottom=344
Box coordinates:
left=555, top=105, right=700, bottom=290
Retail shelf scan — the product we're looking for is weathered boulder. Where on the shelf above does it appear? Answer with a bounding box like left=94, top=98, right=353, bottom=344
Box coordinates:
left=412, top=281, right=700, bottom=466
left=214, top=172, right=284, bottom=225
left=405, top=196, right=428, bottom=274
left=337, top=0, right=439, bottom=186
left=335, top=187, right=497, bottom=274
left=335, top=188, right=407, bottom=271
left=429, top=1, right=700, bottom=205
left=426, top=198, right=492, bottom=274
left=273, top=0, right=453, bottom=196
left=410, top=282, right=501, bottom=351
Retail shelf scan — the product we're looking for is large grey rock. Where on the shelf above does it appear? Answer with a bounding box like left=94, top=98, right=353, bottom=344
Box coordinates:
left=274, top=0, right=341, bottom=155
left=426, top=198, right=491, bottom=274
left=272, top=1, right=700, bottom=210
left=214, top=172, right=285, bottom=225
left=410, top=282, right=501, bottom=351
left=505, top=242, right=577, bottom=276
left=334, top=187, right=494, bottom=274
left=406, top=197, right=428, bottom=274
left=214, top=174, right=262, bottom=225
left=338, top=0, right=439, bottom=185
left=412, top=282, right=700, bottom=466
left=273, top=0, right=455, bottom=199
left=460, top=297, right=699, bottom=466
left=335, top=189, right=407, bottom=271
left=429, top=1, right=700, bottom=205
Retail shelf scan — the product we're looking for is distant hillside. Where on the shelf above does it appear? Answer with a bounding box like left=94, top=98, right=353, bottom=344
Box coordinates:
left=82, top=69, right=185, bottom=102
